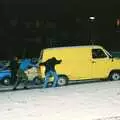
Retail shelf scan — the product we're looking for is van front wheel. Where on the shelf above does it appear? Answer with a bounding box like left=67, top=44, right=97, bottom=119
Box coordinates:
left=108, top=72, right=120, bottom=81
left=57, top=76, right=68, bottom=86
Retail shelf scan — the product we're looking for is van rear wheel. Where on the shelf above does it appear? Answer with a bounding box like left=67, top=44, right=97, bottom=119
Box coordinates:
left=57, top=76, right=68, bottom=86
left=108, top=72, right=120, bottom=81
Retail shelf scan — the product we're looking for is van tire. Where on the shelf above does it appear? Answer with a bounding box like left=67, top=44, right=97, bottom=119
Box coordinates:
left=108, top=71, right=120, bottom=81
left=57, top=75, right=68, bottom=86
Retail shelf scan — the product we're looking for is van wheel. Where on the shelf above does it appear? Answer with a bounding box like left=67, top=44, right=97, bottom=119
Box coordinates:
left=57, top=76, right=68, bottom=86
left=108, top=72, right=120, bottom=81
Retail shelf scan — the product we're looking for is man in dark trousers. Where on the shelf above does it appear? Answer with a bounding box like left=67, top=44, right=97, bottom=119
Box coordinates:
left=10, top=56, right=19, bottom=84
left=40, top=57, right=62, bottom=88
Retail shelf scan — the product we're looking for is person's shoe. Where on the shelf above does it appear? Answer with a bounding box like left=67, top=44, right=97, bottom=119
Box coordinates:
left=13, top=88, right=17, bottom=90
left=24, top=87, right=28, bottom=89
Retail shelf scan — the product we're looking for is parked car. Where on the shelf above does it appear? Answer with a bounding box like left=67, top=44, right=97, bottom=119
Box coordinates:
left=0, top=61, right=41, bottom=86
left=0, top=64, right=11, bottom=85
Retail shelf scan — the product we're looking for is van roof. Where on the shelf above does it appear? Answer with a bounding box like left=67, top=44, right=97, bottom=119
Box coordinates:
left=43, top=45, right=103, bottom=50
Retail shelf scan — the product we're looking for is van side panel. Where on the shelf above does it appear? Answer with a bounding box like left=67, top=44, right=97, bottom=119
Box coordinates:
left=40, top=45, right=120, bottom=81
left=41, top=47, right=92, bottom=80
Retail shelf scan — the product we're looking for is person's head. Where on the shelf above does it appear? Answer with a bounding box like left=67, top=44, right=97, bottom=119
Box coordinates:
left=51, top=57, right=56, bottom=60
left=31, top=58, right=38, bottom=64
left=14, top=56, right=18, bottom=61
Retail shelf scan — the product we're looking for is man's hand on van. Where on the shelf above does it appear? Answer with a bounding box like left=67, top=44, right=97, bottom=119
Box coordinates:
left=59, top=60, right=62, bottom=63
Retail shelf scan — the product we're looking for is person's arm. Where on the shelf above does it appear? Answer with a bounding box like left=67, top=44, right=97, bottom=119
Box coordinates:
left=28, top=62, right=38, bottom=67
left=39, top=62, right=46, bottom=66
left=55, top=59, right=62, bottom=64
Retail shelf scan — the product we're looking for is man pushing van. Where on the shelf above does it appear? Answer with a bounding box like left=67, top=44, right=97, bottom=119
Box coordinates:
left=40, top=57, right=62, bottom=88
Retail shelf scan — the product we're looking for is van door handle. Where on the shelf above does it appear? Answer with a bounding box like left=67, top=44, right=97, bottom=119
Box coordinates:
left=92, top=61, right=96, bottom=63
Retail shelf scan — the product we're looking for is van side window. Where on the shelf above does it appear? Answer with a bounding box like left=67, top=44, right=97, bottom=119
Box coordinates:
left=92, top=49, right=107, bottom=59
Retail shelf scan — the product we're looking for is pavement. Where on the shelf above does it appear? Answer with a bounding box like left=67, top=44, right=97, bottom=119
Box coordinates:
left=0, top=82, right=42, bottom=92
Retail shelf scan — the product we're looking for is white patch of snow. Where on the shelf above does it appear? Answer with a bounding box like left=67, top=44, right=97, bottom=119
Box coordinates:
left=0, top=81, right=120, bottom=120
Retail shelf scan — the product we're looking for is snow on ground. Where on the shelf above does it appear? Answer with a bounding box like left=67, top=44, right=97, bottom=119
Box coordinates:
left=0, top=80, right=120, bottom=120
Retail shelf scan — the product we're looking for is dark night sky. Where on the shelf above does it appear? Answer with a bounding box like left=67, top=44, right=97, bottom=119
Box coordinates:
left=0, top=0, right=120, bottom=59
left=2, top=0, right=119, bottom=17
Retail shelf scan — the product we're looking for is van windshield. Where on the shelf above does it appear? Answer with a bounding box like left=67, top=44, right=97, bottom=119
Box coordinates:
left=104, top=49, right=113, bottom=58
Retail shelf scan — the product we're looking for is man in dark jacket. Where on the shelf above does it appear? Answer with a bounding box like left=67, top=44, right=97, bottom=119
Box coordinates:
left=10, top=56, right=19, bottom=84
left=40, top=57, right=62, bottom=88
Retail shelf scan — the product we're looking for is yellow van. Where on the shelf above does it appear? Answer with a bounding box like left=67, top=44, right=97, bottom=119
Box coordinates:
left=40, top=45, right=120, bottom=86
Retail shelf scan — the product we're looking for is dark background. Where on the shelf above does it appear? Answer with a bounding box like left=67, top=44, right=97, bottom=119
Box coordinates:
left=0, top=0, right=120, bottom=60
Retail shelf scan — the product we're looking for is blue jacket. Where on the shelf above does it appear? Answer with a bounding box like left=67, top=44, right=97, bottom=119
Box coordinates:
left=19, top=59, right=38, bottom=71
